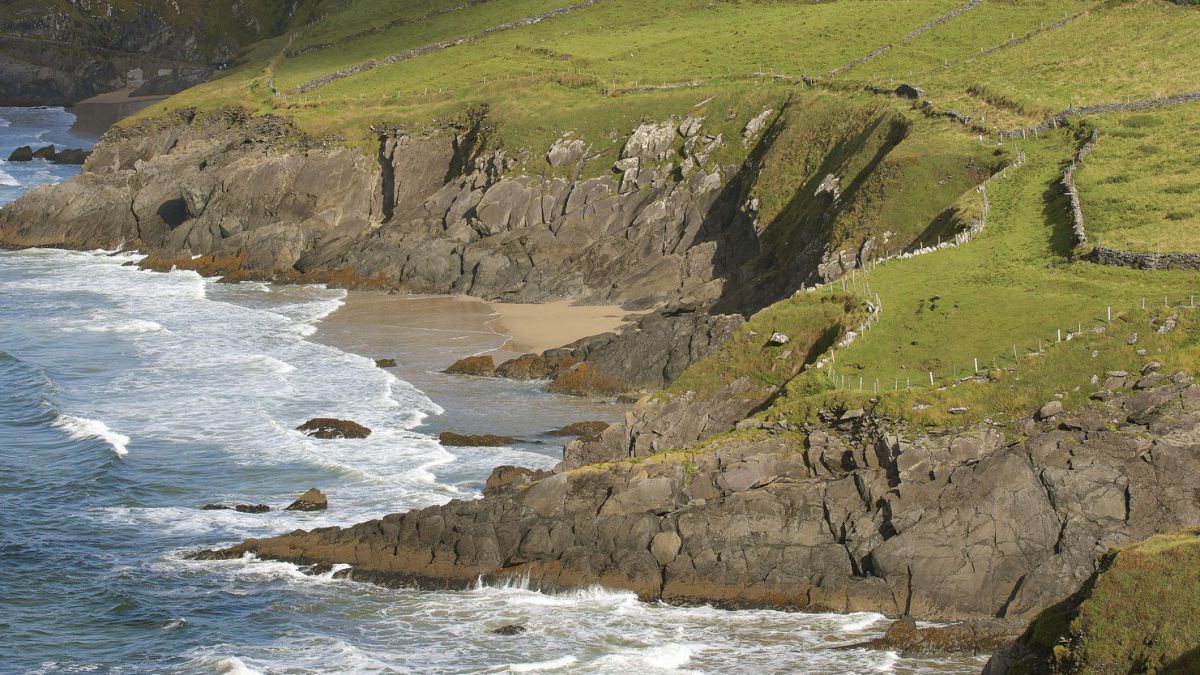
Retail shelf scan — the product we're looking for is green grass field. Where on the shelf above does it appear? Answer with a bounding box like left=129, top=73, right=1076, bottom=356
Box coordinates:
left=1078, top=106, right=1200, bottom=252
left=131, top=0, right=1200, bottom=428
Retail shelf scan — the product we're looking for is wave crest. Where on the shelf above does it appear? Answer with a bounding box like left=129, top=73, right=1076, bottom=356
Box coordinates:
left=53, top=414, right=130, bottom=457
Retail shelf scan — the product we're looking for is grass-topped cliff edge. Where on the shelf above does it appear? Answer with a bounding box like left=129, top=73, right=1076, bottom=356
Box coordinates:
left=5, top=0, right=1200, bottom=661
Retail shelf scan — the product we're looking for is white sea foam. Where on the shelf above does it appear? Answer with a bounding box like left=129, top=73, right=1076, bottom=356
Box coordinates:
left=0, top=168, right=18, bottom=187
left=79, top=318, right=165, bottom=334
left=53, top=414, right=130, bottom=457
left=593, top=643, right=700, bottom=671
left=0, top=116, right=10, bottom=127
left=215, top=656, right=262, bottom=675
left=504, top=655, right=579, bottom=672
left=874, top=650, right=900, bottom=672
left=840, top=612, right=885, bottom=632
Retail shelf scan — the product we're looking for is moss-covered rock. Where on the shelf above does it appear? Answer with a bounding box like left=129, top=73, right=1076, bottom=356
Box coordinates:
left=987, top=526, right=1200, bottom=674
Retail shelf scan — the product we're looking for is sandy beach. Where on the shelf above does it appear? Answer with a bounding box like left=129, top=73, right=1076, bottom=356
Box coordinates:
left=485, top=299, right=630, bottom=354
left=311, top=291, right=626, bottom=442
left=68, top=88, right=169, bottom=138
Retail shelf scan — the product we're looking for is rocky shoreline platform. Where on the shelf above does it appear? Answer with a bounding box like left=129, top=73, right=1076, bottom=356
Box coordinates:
left=191, top=375, right=1200, bottom=665
left=5, top=104, right=1200, bottom=671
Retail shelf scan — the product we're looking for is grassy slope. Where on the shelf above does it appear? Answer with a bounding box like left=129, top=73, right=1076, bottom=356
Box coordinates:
left=1007, top=527, right=1200, bottom=674
left=1078, top=108, right=1200, bottom=252
left=130, top=0, right=1200, bottom=429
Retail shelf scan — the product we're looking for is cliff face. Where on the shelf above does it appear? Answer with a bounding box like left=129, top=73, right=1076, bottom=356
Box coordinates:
left=197, top=378, right=1200, bottom=623
left=0, top=107, right=759, bottom=308
left=0, top=0, right=322, bottom=105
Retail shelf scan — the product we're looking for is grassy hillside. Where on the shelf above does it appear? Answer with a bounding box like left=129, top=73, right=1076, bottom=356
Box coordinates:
left=1078, top=109, right=1200, bottom=252
left=126, top=0, right=1200, bottom=428
left=1002, top=527, right=1200, bottom=674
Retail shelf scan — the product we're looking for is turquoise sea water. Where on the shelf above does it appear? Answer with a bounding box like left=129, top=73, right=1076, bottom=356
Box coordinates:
left=0, top=107, right=982, bottom=674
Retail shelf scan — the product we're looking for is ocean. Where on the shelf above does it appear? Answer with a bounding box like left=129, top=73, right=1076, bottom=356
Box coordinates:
left=0, top=107, right=982, bottom=674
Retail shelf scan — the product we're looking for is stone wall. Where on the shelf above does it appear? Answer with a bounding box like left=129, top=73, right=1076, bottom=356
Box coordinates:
left=999, top=91, right=1200, bottom=140
left=828, top=0, right=982, bottom=76
left=1061, top=129, right=1097, bottom=248
left=1087, top=247, right=1200, bottom=272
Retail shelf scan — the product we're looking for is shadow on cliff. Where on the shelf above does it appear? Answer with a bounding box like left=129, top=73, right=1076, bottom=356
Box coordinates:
left=709, top=107, right=909, bottom=315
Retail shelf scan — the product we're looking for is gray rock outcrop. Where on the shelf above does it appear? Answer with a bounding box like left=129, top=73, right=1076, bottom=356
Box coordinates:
left=194, top=380, right=1200, bottom=622
left=474, top=309, right=746, bottom=394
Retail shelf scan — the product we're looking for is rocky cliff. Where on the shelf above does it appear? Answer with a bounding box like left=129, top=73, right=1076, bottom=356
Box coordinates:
left=195, top=376, right=1200, bottom=626
left=0, top=106, right=759, bottom=307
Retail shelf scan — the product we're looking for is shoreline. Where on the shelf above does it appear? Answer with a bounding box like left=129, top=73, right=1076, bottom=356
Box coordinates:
left=309, top=290, right=626, bottom=443
left=483, top=298, right=630, bottom=354
left=318, top=291, right=632, bottom=360
left=67, top=88, right=169, bottom=139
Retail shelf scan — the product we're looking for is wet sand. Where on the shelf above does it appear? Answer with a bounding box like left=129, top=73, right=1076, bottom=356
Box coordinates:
left=68, top=89, right=169, bottom=139
left=312, top=292, right=626, bottom=454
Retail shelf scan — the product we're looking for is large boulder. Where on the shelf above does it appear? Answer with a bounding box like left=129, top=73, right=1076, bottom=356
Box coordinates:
left=546, top=135, right=585, bottom=168
left=547, top=421, right=610, bottom=439
left=285, top=488, right=328, bottom=512
left=621, top=122, right=676, bottom=162
left=50, top=148, right=92, bottom=165
left=7, top=145, right=33, bottom=162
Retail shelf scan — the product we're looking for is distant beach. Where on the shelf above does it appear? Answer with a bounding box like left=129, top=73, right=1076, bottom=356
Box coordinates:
left=68, top=88, right=168, bottom=138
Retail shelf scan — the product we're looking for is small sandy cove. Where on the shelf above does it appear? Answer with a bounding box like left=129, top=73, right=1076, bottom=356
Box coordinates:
left=485, top=299, right=629, bottom=354
left=321, top=292, right=630, bottom=360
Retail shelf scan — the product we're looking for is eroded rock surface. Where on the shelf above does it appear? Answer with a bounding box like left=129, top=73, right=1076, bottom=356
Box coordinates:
left=194, top=381, right=1200, bottom=623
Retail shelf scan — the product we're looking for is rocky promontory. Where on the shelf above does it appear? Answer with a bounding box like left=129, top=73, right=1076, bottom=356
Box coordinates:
left=195, top=379, right=1200, bottom=627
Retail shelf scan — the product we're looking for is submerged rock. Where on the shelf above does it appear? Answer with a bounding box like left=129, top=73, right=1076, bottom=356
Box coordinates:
left=297, top=418, right=372, bottom=439
left=439, top=432, right=517, bottom=447
left=848, top=617, right=1019, bottom=657
left=202, top=503, right=270, bottom=514
left=492, top=625, right=526, bottom=635
left=374, top=358, right=398, bottom=368
left=285, top=488, right=328, bottom=512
